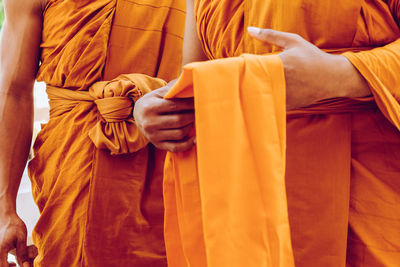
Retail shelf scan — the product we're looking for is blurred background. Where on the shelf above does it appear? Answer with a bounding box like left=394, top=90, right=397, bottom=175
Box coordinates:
left=1, top=1, right=45, bottom=264
left=0, top=1, right=3, bottom=29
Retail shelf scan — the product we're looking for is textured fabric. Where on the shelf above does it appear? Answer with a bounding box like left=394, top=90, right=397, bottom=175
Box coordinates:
left=28, top=0, right=185, bottom=266
left=46, top=74, right=167, bottom=155
left=188, top=0, right=400, bottom=266
left=163, top=54, right=294, bottom=267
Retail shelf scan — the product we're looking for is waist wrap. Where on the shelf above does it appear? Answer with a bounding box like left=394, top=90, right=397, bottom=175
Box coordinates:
left=46, top=74, right=166, bottom=155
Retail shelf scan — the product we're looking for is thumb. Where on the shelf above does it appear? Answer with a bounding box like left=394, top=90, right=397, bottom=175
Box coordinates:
left=156, top=80, right=177, bottom=98
left=248, top=27, right=302, bottom=49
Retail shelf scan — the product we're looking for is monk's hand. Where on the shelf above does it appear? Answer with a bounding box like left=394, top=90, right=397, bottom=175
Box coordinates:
left=0, top=212, right=30, bottom=267
left=134, top=80, right=195, bottom=153
left=248, top=27, right=370, bottom=110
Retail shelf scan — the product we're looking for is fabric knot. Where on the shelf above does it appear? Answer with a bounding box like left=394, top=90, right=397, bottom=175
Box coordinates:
left=87, top=74, right=167, bottom=154
left=94, top=96, right=133, bottom=122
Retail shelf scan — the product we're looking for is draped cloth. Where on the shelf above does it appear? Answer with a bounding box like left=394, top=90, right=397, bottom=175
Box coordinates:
left=164, top=55, right=294, bottom=267
left=27, top=0, right=185, bottom=266
left=163, top=0, right=400, bottom=266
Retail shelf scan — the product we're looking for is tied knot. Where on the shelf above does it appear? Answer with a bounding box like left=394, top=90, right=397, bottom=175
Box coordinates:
left=94, top=96, right=133, bottom=123
left=90, top=76, right=146, bottom=122
left=87, top=74, right=166, bottom=154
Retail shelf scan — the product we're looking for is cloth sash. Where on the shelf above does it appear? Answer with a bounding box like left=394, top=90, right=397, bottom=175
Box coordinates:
left=46, top=74, right=166, bottom=155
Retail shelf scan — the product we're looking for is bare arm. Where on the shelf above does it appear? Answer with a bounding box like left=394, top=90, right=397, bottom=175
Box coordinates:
left=0, top=0, right=43, bottom=266
left=248, top=27, right=371, bottom=110
left=133, top=0, right=206, bottom=153
left=182, top=0, right=207, bottom=66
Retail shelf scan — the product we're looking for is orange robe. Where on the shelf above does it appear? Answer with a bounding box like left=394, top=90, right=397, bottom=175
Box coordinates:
left=27, top=0, right=185, bottom=266
left=164, top=55, right=294, bottom=267
left=163, top=0, right=400, bottom=266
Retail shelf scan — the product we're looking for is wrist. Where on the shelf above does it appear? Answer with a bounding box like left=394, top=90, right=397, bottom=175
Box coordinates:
left=0, top=194, right=17, bottom=215
left=336, top=55, right=371, bottom=98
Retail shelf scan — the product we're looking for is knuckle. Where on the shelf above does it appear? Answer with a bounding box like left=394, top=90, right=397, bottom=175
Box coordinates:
left=168, top=101, right=178, bottom=111
left=175, top=116, right=184, bottom=126
left=176, top=115, right=188, bottom=126
left=292, top=34, right=303, bottom=42
left=175, top=130, right=186, bottom=139
left=142, top=120, right=155, bottom=132
left=169, top=145, right=178, bottom=153
left=170, top=116, right=180, bottom=127
left=148, top=133, right=160, bottom=143
left=141, top=102, right=153, bottom=114
left=154, top=142, right=165, bottom=151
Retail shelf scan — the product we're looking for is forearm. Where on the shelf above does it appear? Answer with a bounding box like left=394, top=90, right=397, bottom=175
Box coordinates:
left=0, top=0, right=42, bottom=213
left=182, top=0, right=207, bottom=67
left=0, top=89, right=33, bottom=213
left=334, top=55, right=371, bottom=99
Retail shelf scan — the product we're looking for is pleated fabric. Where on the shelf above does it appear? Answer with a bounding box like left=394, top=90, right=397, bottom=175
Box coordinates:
left=28, top=0, right=185, bottom=266
left=164, top=0, right=400, bottom=266
left=164, top=54, right=294, bottom=267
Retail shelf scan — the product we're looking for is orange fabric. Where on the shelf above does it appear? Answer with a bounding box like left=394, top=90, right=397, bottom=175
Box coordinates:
left=176, top=0, right=400, bottom=266
left=28, top=0, right=185, bottom=266
left=164, top=54, right=294, bottom=267
left=47, top=74, right=166, bottom=155
left=344, top=39, right=400, bottom=129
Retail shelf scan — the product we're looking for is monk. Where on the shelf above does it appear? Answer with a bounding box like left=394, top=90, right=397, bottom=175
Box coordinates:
left=134, top=0, right=400, bottom=266
left=0, top=0, right=194, bottom=266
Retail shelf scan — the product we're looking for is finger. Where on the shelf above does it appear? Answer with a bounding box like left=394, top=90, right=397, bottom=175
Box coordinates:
left=154, top=98, right=194, bottom=114
left=15, top=236, right=28, bottom=267
left=0, top=250, right=8, bottom=267
left=247, top=27, right=302, bottom=49
left=154, top=79, right=178, bottom=98
left=141, top=112, right=195, bottom=134
left=158, top=136, right=196, bottom=153
left=153, top=123, right=194, bottom=142
left=158, top=112, right=195, bottom=130
left=27, top=246, right=38, bottom=260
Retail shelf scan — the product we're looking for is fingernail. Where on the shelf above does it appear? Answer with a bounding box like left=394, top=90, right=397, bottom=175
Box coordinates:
left=193, top=137, right=197, bottom=144
left=248, top=26, right=261, bottom=35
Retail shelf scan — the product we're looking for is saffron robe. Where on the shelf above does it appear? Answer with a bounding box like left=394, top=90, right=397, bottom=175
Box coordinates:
left=164, top=55, right=294, bottom=267
left=163, top=0, right=400, bottom=266
left=27, top=0, right=185, bottom=266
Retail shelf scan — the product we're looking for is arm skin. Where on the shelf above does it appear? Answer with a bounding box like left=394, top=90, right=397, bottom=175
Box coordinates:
left=181, top=0, right=208, bottom=66
left=247, top=27, right=371, bottom=110
left=134, top=0, right=371, bottom=150
left=133, top=0, right=206, bottom=153
left=182, top=0, right=370, bottom=110
left=0, top=0, right=44, bottom=266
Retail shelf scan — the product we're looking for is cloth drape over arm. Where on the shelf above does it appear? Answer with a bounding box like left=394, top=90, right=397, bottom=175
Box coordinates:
left=344, top=40, right=400, bottom=129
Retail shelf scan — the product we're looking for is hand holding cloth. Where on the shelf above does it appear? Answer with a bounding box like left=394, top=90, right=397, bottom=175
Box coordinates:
left=163, top=54, right=295, bottom=267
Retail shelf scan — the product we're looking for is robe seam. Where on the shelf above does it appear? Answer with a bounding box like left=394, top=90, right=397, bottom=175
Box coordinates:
left=123, top=0, right=185, bottom=14
left=111, top=24, right=184, bottom=39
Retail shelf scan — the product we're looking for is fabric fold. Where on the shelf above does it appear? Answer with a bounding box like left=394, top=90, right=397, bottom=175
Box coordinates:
left=343, top=38, right=400, bottom=130
left=46, top=74, right=166, bottom=155
left=29, top=0, right=185, bottom=265
left=191, top=0, right=400, bottom=266
left=88, top=74, right=166, bottom=154
left=163, top=54, right=294, bottom=267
